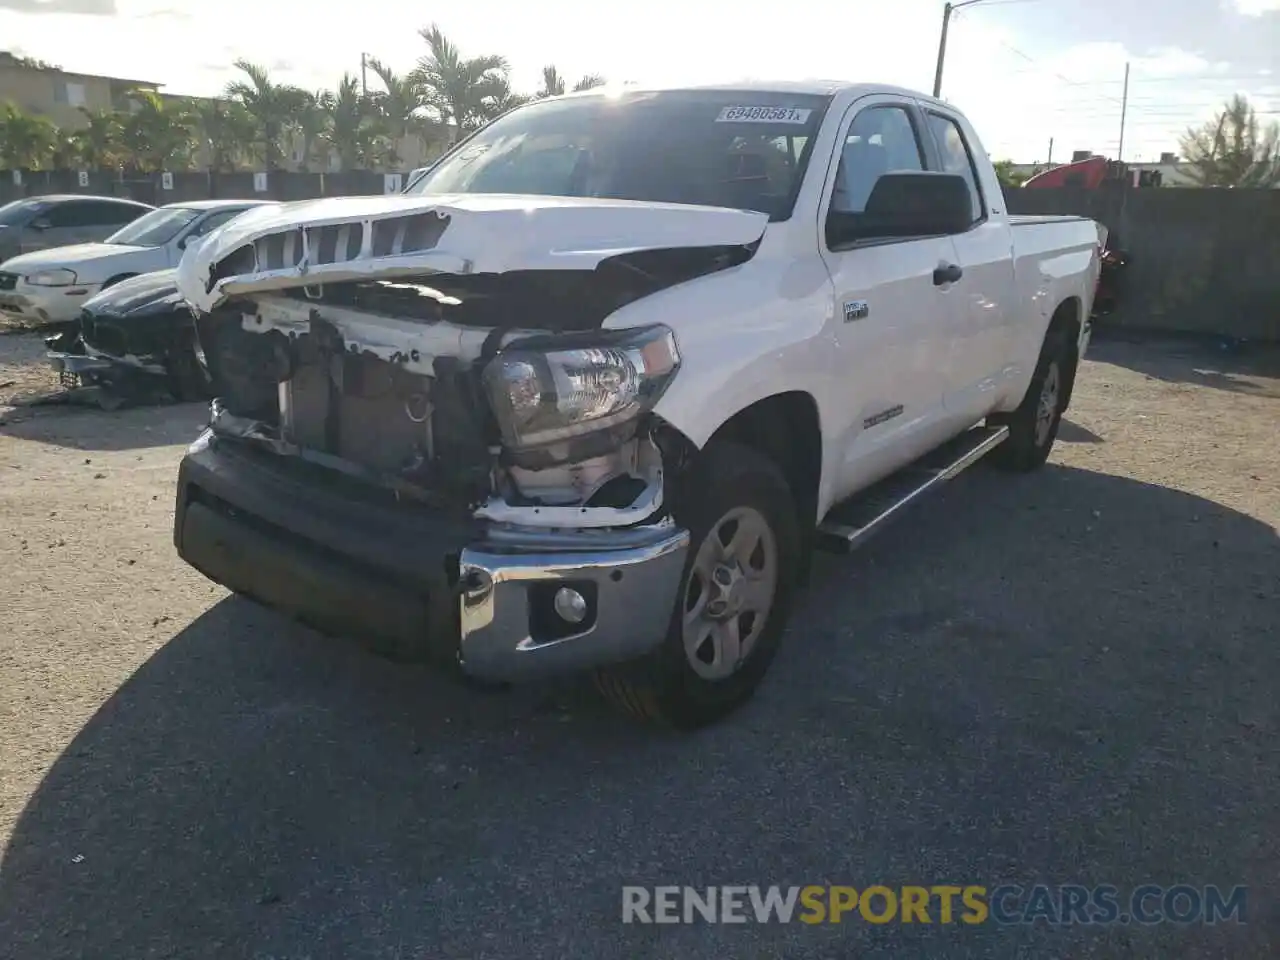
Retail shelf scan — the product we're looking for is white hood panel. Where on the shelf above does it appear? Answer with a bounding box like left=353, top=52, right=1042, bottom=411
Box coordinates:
left=1, top=243, right=154, bottom=280
left=175, top=193, right=769, bottom=313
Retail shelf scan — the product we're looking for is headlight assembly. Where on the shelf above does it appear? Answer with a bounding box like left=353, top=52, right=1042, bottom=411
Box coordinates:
left=482, top=324, right=681, bottom=467
left=25, top=268, right=78, bottom=287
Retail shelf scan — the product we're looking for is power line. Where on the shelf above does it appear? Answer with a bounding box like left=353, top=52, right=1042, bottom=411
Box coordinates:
left=1018, top=73, right=1276, bottom=86
left=979, top=34, right=1128, bottom=107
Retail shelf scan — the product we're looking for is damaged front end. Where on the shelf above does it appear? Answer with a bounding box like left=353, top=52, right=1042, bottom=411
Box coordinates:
left=174, top=195, right=762, bottom=681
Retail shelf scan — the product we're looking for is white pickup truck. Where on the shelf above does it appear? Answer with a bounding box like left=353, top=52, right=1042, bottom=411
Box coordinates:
left=172, top=80, right=1102, bottom=728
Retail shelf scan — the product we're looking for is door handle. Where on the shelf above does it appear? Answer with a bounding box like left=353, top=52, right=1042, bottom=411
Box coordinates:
left=933, top=262, right=963, bottom=286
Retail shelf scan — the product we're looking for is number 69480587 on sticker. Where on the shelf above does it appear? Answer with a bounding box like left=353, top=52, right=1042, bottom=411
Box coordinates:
left=715, top=105, right=812, bottom=124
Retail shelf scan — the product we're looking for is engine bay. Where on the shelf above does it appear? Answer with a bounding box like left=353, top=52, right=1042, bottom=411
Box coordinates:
left=195, top=275, right=688, bottom=526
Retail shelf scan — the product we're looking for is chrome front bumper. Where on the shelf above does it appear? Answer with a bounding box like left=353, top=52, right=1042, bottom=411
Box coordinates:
left=458, top=523, right=690, bottom=682
left=175, top=436, right=690, bottom=683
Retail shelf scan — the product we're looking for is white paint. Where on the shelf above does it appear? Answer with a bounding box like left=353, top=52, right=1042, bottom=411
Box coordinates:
left=174, top=193, right=770, bottom=313
left=253, top=172, right=268, bottom=193
left=160, top=171, right=174, bottom=191
left=383, top=173, right=403, bottom=194
left=187, top=82, right=1100, bottom=533
left=77, top=171, right=90, bottom=187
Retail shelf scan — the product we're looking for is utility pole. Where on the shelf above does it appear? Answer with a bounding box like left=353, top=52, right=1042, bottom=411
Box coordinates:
left=1047, top=137, right=1054, bottom=167
left=360, top=53, right=369, bottom=97
left=932, top=0, right=988, bottom=99
left=1117, top=61, right=1130, bottom=163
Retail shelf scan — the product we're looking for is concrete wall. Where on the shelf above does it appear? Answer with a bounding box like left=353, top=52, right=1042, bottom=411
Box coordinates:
left=1006, top=185, right=1279, bottom=342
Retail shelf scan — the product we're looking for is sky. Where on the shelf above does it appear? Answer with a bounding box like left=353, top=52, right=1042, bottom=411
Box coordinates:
left=1, top=0, right=1277, bottom=163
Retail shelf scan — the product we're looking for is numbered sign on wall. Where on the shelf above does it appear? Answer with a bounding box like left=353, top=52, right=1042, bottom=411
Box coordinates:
left=77, top=171, right=90, bottom=187
left=383, top=173, right=403, bottom=194
left=253, top=172, right=269, bottom=193
left=160, top=171, right=174, bottom=191
left=11, top=170, right=20, bottom=186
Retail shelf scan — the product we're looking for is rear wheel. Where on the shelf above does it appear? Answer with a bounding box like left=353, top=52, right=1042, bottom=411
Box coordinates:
left=988, top=326, right=1073, bottom=472
left=594, top=441, right=800, bottom=730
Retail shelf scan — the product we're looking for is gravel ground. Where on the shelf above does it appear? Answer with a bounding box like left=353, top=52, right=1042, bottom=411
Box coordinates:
left=0, top=330, right=1277, bottom=959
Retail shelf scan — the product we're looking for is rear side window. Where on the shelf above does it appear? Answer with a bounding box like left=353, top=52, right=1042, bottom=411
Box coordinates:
left=81, top=202, right=146, bottom=227
left=44, top=201, right=97, bottom=229
left=926, top=113, right=984, bottom=223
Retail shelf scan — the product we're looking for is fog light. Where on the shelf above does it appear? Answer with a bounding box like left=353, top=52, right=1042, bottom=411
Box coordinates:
left=553, top=587, right=588, bottom=624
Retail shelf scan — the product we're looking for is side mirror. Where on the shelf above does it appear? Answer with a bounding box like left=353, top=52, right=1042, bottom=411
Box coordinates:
left=828, top=171, right=974, bottom=246
left=29, top=217, right=51, bottom=232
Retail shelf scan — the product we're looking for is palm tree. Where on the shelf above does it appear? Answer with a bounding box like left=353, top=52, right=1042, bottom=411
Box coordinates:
left=69, top=108, right=123, bottom=168
left=0, top=103, right=59, bottom=169
left=411, top=23, right=509, bottom=141
left=189, top=98, right=257, bottom=172
left=321, top=75, right=379, bottom=171
left=478, top=76, right=531, bottom=122
left=120, top=90, right=195, bottom=172
left=289, top=91, right=330, bottom=171
left=537, top=65, right=567, bottom=98
left=537, top=65, right=606, bottom=98
left=225, top=60, right=308, bottom=170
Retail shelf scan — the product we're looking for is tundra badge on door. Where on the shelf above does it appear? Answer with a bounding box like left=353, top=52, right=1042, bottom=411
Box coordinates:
left=843, top=300, right=870, bottom=322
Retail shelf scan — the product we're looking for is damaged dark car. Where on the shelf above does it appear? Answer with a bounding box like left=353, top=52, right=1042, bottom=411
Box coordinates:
left=46, top=269, right=215, bottom=403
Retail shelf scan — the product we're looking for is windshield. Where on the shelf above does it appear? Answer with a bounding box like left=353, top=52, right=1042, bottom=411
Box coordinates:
left=407, top=90, right=833, bottom=221
left=106, top=206, right=202, bottom=247
left=0, top=199, right=48, bottom=229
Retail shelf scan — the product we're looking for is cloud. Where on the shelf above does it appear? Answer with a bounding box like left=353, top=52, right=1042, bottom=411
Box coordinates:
left=0, top=0, right=116, bottom=13
left=1231, top=0, right=1280, bottom=14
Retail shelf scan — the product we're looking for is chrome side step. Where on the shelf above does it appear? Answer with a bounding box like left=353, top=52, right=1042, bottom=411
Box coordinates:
left=816, top=425, right=1009, bottom=554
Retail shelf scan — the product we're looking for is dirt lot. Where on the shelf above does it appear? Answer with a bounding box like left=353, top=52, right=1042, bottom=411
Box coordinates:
left=1, top=329, right=1277, bottom=959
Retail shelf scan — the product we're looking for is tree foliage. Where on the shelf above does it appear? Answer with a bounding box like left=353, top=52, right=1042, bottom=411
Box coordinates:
left=1178, top=95, right=1280, bottom=188
left=992, top=159, right=1029, bottom=188
left=0, top=27, right=607, bottom=171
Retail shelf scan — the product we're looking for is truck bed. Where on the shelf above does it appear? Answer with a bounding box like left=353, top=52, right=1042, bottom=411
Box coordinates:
left=1008, top=214, right=1092, bottom=227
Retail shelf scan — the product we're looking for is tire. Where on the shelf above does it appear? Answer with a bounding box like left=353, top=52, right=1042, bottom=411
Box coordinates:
left=101, top=273, right=136, bottom=291
left=594, top=441, right=801, bottom=730
left=987, top=325, right=1074, bottom=472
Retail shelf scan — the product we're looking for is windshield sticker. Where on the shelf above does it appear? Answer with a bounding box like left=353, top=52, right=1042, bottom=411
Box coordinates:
left=716, top=106, right=812, bottom=124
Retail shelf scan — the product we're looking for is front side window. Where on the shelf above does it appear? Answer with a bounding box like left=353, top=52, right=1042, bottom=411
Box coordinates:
left=105, top=207, right=202, bottom=247
left=926, top=113, right=984, bottom=223
left=406, top=90, right=834, bottom=221
left=829, top=105, right=926, bottom=216
left=190, top=208, right=246, bottom=237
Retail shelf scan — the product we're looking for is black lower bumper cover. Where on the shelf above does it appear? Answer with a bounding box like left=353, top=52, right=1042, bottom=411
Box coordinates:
left=174, top=439, right=478, bottom=664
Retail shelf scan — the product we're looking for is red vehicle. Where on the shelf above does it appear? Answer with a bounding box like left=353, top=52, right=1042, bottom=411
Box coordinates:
left=1020, top=158, right=1131, bottom=314
left=1024, top=156, right=1117, bottom=190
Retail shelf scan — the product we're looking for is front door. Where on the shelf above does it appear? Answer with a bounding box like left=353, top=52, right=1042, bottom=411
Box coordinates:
left=817, top=96, right=965, bottom=504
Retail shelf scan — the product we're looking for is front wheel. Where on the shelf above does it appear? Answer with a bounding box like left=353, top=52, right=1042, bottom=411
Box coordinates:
left=594, top=441, right=801, bottom=730
left=988, top=327, right=1073, bottom=472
